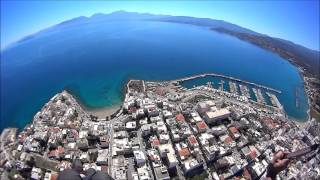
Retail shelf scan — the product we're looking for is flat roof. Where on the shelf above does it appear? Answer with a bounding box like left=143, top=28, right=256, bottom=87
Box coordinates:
left=206, top=108, right=230, bottom=118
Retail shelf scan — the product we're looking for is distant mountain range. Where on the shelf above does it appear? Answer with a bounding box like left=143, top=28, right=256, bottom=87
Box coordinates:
left=16, top=10, right=319, bottom=78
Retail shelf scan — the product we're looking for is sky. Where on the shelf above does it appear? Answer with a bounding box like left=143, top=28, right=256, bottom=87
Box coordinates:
left=1, top=0, right=319, bottom=50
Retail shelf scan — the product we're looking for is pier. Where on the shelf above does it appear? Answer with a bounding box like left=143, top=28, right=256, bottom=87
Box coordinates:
left=239, top=84, right=251, bottom=99
left=218, top=80, right=225, bottom=91
left=229, top=81, right=239, bottom=95
left=206, top=82, right=214, bottom=89
left=171, top=73, right=281, bottom=93
left=257, top=89, right=266, bottom=104
left=253, top=88, right=266, bottom=104
left=266, top=92, right=283, bottom=110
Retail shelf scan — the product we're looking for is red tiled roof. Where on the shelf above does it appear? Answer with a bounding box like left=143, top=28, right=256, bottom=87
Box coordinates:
left=50, top=172, right=58, bottom=180
left=229, top=127, right=238, bottom=134
left=243, top=168, right=252, bottom=180
left=197, top=121, right=207, bottom=130
left=224, top=136, right=233, bottom=144
left=249, top=150, right=257, bottom=159
left=179, top=148, right=190, bottom=157
left=263, top=117, right=277, bottom=129
left=57, top=146, right=65, bottom=154
left=152, top=139, right=160, bottom=146
left=188, top=135, right=198, bottom=145
left=48, top=146, right=64, bottom=158
left=176, top=114, right=185, bottom=122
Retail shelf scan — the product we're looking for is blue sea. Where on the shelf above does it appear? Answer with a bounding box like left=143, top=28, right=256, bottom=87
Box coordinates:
left=0, top=20, right=308, bottom=131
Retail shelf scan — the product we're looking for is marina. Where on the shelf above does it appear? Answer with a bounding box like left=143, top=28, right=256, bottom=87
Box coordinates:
left=177, top=73, right=286, bottom=109
left=172, top=73, right=282, bottom=93
left=229, top=81, right=239, bottom=95
left=218, top=80, right=225, bottom=91
left=239, top=84, right=251, bottom=99
left=177, top=73, right=288, bottom=112
left=266, top=92, right=283, bottom=110
left=252, top=88, right=266, bottom=104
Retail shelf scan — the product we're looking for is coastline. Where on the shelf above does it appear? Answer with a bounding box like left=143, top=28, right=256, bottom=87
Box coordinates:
left=300, top=70, right=312, bottom=122
left=85, top=105, right=122, bottom=119
left=83, top=77, right=129, bottom=119
left=212, top=27, right=317, bottom=123
left=287, top=71, right=311, bottom=130
left=65, top=89, right=122, bottom=119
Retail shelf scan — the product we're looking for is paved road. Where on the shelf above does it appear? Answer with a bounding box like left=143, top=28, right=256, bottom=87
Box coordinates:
left=137, top=129, right=155, bottom=180
left=107, top=117, right=117, bottom=175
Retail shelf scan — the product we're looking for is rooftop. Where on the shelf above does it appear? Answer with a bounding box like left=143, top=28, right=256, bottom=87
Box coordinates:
left=188, top=135, right=198, bottom=145
left=206, top=108, right=231, bottom=118
left=176, top=113, right=185, bottom=122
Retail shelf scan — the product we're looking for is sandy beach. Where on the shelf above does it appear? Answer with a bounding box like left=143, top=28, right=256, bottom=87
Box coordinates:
left=85, top=105, right=122, bottom=119
left=67, top=90, right=122, bottom=119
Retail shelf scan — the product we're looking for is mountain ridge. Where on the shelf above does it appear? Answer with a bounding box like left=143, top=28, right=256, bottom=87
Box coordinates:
left=4, top=10, right=320, bottom=120
left=12, top=11, right=318, bottom=51
left=9, top=11, right=320, bottom=78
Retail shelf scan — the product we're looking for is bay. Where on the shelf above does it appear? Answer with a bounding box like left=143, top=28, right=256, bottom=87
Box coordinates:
left=0, top=20, right=308, bottom=131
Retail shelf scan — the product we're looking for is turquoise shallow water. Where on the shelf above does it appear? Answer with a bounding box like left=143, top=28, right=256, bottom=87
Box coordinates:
left=0, top=20, right=308, bottom=131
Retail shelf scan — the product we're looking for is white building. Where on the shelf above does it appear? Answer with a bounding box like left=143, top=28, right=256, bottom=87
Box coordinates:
left=96, top=149, right=109, bottom=165
left=126, top=121, right=137, bottom=131
left=158, top=144, right=178, bottom=169
left=137, top=165, right=151, bottom=180
left=134, top=150, right=147, bottom=167
left=204, top=108, right=231, bottom=124
left=182, top=158, right=203, bottom=174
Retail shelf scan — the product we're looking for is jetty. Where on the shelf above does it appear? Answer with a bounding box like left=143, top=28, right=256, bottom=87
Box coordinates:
left=266, top=92, right=283, bottom=110
left=206, top=82, right=214, bottom=89
left=239, top=84, right=251, bottom=99
left=218, top=80, right=225, bottom=91
left=171, top=73, right=281, bottom=93
left=253, top=88, right=266, bottom=104
left=229, top=81, right=239, bottom=95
